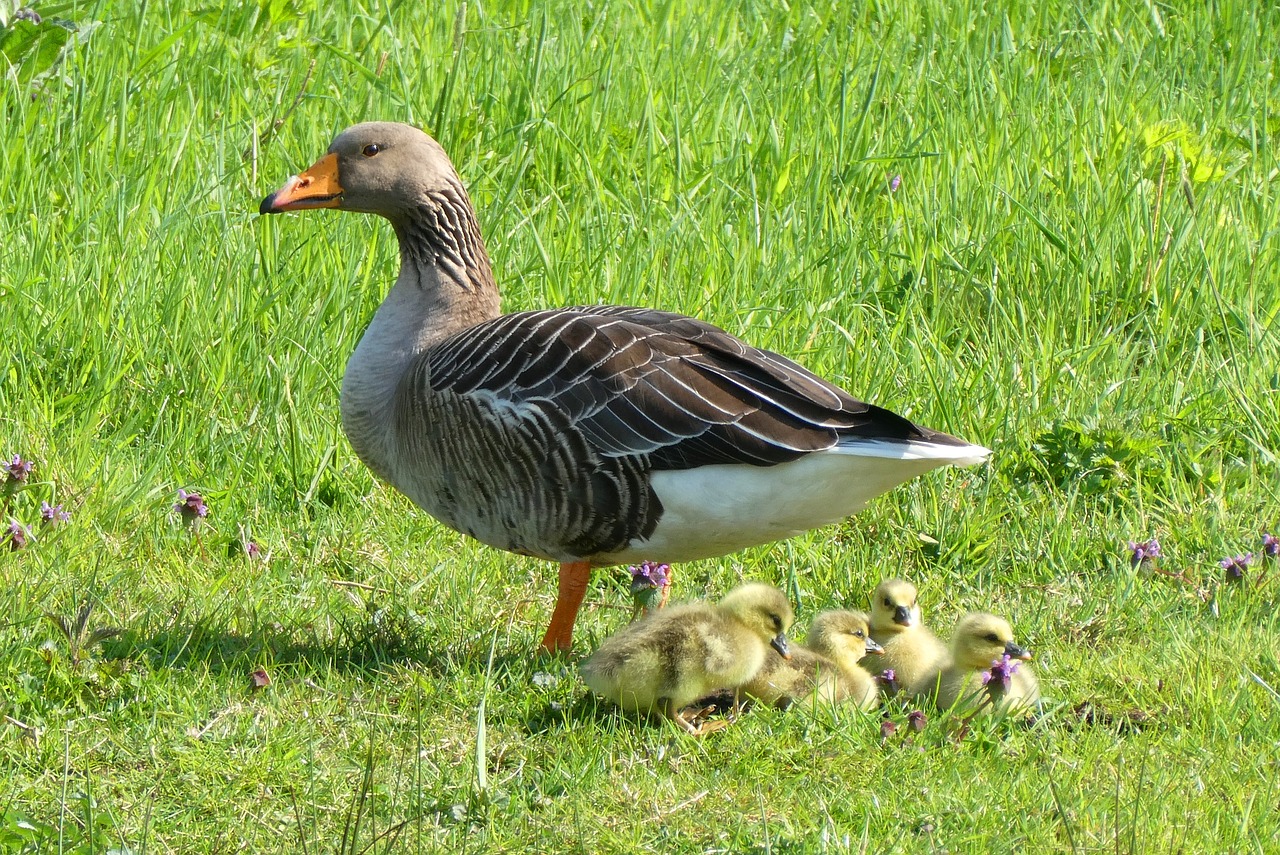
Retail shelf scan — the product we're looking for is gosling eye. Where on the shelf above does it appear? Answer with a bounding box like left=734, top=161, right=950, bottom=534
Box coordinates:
left=883, top=597, right=892, bottom=607
left=361, top=143, right=383, bottom=157
left=770, top=614, right=783, bottom=631
left=854, top=630, right=865, bottom=639
left=984, top=633, right=1001, bottom=643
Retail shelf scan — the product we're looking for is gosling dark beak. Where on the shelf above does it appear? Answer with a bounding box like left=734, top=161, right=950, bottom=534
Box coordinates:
left=863, top=638, right=884, bottom=656
left=893, top=606, right=913, bottom=626
left=260, top=152, right=344, bottom=214
left=770, top=633, right=791, bottom=660
left=1004, top=641, right=1032, bottom=661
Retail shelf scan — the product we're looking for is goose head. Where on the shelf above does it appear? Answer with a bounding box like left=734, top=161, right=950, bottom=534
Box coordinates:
left=808, top=610, right=883, bottom=658
left=260, top=122, right=460, bottom=219
left=259, top=121, right=497, bottom=306
left=718, top=584, right=795, bottom=660
left=869, top=578, right=921, bottom=635
left=951, top=612, right=1032, bottom=670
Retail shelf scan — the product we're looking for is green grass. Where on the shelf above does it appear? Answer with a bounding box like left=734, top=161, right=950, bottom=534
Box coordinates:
left=2, top=0, right=1279, bottom=850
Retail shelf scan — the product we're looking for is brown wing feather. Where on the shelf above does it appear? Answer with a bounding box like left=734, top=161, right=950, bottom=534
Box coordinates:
left=426, top=306, right=945, bottom=471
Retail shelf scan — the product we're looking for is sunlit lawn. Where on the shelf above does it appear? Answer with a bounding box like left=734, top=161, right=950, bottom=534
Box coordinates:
left=2, top=0, right=1278, bottom=851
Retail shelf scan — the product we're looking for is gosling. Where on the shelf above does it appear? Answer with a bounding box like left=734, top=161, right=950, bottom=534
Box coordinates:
left=743, top=609, right=883, bottom=710
left=580, top=583, right=793, bottom=735
left=917, top=612, right=1040, bottom=714
left=860, top=578, right=948, bottom=695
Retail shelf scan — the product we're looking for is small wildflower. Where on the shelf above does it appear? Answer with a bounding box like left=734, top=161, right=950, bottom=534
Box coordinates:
left=6, top=519, right=31, bottom=551
left=880, top=719, right=898, bottom=741
left=245, top=540, right=262, bottom=559
left=629, top=560, right=669, bottom=591
left=40, top=501, right=70, bottom=527
left=174, top=489, right=208, bottom=526
left=888, top=174, right=901, bottom=193
left=4, top=455, right=34, bottom=486
left=907, top=709, right=927, bottom=733
left=531, top=671, right=559, bottom=689
left=249, top=667, right=271, bottom=690
left=628, top=560, right=671, bottom=618
left=1220, top=553, right=1252, bottom=584
left=981, top=654, right=1021, bottom=702
left=876, top=668, right=900, bottom=695
left=1262, top=533, right=1278, bottom=559
left=14, top=8, right=42, bottom=24
left=1127, top=537, right=1161, bottom=569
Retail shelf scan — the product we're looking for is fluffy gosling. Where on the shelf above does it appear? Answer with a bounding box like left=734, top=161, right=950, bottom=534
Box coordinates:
left=580, top=583, right=793, bottom=734
left=917, top=612, right=1040, bottom=714
left=743, top=609, right=883, bottom=710
left=860, top=578, right=948, bottom=695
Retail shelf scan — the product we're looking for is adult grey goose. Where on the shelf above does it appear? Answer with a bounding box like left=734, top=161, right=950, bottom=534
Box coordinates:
left=258, top=122, right=991, bottom=654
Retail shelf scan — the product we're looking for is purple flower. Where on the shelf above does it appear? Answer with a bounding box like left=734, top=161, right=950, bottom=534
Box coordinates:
left=628, top=561, right=670, bottom=618
left=628, top=560, right=669, bottom=592
left=1262, top=533, right=1278, bottom=559
left=245, top=540, right=262, bottom=559
left=907, top=709, right=927, bottom=733
left=40, top=501, right=70, bottom=527
left=6, top=519, right=30, bottom=551
left=880, top=719, right=898, bottom=740
left=876, top=668, right=900, bottom=695
left=888, top=174, right=901, bottom=193
left=1127, top=538, right=1161, bottom=569
left=174, top=489, right=209, bottom=525
left=4, top=455, right=34, bottom=485
left=1220, top=553, right=1252, bottom=584
left=981, top=654, right=1021, bottom=701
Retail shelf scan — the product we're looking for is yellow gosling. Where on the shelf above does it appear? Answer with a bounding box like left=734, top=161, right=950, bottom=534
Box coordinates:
left=743, top=609, right=882, bottom=710
left=859, top=578, right=948, bottom=694
left=916, top=612, right=1040, bottom=714
left=580, top=583, right=793, bottom=735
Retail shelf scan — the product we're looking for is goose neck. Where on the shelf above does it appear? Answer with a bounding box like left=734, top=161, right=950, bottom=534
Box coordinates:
left=339, top=188, right=501, bottom=481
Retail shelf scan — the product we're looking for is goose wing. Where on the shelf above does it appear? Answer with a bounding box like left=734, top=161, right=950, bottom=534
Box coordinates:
left=423, top=305, right=946, bottom=472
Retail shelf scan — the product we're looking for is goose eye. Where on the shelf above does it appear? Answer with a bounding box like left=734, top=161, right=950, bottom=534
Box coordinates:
left=854, top=630, right=865, bottom=638
left=985, top=633, right=1000, bottom=643
left=362, top=143, right=383, bottom=157
left=883, top=598, right=892, bottom=607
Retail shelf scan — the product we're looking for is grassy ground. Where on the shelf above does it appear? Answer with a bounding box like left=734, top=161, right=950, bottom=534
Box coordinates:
left=2, top=0, right=1278, bottom=851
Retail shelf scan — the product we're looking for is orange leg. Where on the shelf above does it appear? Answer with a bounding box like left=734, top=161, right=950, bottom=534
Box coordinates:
left=538, top=560, right=592, bottom=655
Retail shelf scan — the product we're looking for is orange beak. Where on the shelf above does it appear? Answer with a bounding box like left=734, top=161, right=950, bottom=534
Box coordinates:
left=259, top=153, right=343, bottom=214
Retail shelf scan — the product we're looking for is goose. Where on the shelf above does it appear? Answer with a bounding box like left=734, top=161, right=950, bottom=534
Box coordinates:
left=580, top=583, right=793, bottom=734
left=259, top=122, right=991, bottom=654
left=860, top=578, right=948, bottom=693
left=917, top=612, right=1039, bottom=714
left=743, top=609, right=882, bottom=710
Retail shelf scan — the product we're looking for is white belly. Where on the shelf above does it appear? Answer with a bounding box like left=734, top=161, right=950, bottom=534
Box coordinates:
left=596, top=440, right=987, bottom=563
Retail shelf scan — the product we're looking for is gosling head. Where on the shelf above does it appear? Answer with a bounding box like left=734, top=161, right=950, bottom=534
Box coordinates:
left=808, top=610, right=884, bottom=658
left=869, top=578, right=922, bottom=635
left=952, top=612, right=1032, bottom=670
left=718, top=584, right=795, bottom=660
